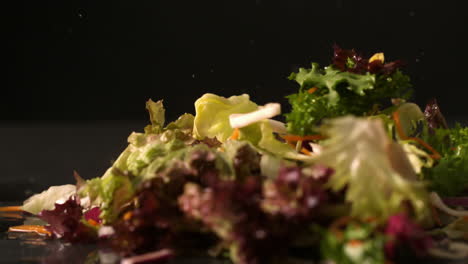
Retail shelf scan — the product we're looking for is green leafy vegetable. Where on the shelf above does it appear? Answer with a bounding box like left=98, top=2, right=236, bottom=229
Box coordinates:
left=22, top=184, right=76, bottom=215
left=285, top=63, right=412, bottom=135
left=311, top=116, right=430, bottom=222
left=145, top=99, right=165, bottom=134
left=193, top=93, right=258, bottom=142
left=320, top=222, right=386, bottom=264
left=423, top=124, right=468, bottom=196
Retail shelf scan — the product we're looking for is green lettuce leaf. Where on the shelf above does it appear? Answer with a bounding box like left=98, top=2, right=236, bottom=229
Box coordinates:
left=22, top=184, right=76, bottom=215
left=291, top=63, right=376, bottom=105
left=193, top=93, right=258, bottom=142
left=193, top=93, right=311, bottom=162
left=80, top=170, right=134, bottom=223
left=311, top=116, right=430, bottom=222
left=144, top=99, right=165, bottom=134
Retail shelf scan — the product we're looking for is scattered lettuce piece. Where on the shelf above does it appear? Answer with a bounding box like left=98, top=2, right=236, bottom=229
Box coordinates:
left=22, top=184, right=76, bottom=215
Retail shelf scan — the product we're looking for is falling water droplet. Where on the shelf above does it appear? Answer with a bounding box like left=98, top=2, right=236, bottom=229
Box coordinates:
left=192, top=74, right=196, bottom=78
left=77, top=9, right=87, bottom=19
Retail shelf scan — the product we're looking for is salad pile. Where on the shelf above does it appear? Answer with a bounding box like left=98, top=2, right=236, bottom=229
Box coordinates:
left=10, top=46, right=468, bottom=264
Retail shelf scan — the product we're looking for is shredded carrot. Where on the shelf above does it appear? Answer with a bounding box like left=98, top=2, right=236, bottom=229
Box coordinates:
left=8, top=225, right=51, bottom=236
left=229, top=128, right=240, bottom=140
left=300, top=148, right=312, bottom=156
left=463, top=216, right=468, bottom=222
left=307, top=87, right=318, bottom=94
left=364, top=216, right=378, bottom=223
left=392, top=111, right=441, bottom=160
left=408, top=137, right=441, bottom=160
left=123, top=211, right=133, bottom=221
left=281, top=134, right=324, bottom=142
left=88, top=219, right=99, bottom=226
left=430, top=203, right=443, bottom=226
left=392, top=111, right=408, bottom=140
left=0, top=213, right=23, bottom=219
left=0, top=206, right=22, bottom=212
left=347, top=239, right=363, bottom=247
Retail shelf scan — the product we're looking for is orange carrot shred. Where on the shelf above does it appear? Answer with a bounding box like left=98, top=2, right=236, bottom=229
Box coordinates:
left=88, top=219, right=99, bottom=226
left=8, top=225, right=51, bottom=236
left=307, top=87, right=318, bottom=94
left=347, top=239, right=363, bottom=247
left=0, top=206, right=22, bottom=212
left=300, top=148, right=312, bottom=156
left=392, top=111, right=408, bottom=140
left=392, top=111, right=441, bottom=160
left=0, top=213, right=23, bottom=219
left=123, top=211, right=133, bottom=221
left=229, top=128, right=240, bottom=140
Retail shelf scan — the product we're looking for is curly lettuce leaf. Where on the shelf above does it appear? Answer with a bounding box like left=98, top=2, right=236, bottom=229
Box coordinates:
left=311, top=116, right=430, bottom=222
left=423, top=124, right=468, bottom=196
left=285, top=62, right=412, bottom=135
left=38, top=196, right=97, bottom=242
left=291, top=63, right=376, bottom=105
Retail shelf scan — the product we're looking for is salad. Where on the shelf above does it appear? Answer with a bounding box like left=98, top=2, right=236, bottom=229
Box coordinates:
left=4, top=46, right=468, bottom=264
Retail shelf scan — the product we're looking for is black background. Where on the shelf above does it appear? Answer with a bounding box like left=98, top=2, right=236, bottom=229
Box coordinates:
left=4, top=0, right=468, bottom=122
left=2, top=0, right=468, bottom=199
left=1, top=2, right=468, bottom=262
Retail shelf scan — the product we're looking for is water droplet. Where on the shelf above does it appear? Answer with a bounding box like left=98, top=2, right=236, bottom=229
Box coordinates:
left=210, top=69, right=214, bottom=73
left=77, top=9, right=87, bottom=19
left=409, top=11, right=416, bottom=17
left=249, top=39, right=255, bottom=45
left=415, top=58, right=420, bottom=63
left=255, top=0, right=262, bottom=5
left=192, top=74, right=196, bottom=78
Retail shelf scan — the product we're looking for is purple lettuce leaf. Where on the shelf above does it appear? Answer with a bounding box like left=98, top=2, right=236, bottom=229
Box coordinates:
left=38, top=196, right=97, bottom=243
left=384, top=213, right=433, bottom=259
